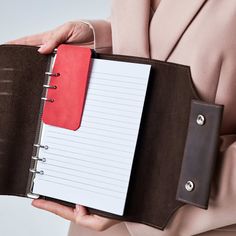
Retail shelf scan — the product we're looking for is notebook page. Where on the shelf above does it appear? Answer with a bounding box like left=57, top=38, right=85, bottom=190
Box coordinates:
left=33, top=58, right=151, bottom=215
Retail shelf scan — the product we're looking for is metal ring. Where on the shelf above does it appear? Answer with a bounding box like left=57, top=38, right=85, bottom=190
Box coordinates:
left=27, top=193, right=40, bottom=199
left=29, top=169, right=44, bottom=175
left=45, top=72, right=60, bottom=77
left=41, top=97, right=54, bottom=103
left=43, top=85, right=57, bottom=89
left=34, top=144, right=49, bottom=150
left=32, top=156, right=46, bottom=162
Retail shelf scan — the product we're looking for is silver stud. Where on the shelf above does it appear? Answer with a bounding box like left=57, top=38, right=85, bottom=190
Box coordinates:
left=196, top=114, right=205, bottom=126
left=185, top=181, right=194, bottom=192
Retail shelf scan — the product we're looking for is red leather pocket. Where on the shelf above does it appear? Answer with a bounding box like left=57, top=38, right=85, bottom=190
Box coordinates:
left=42, top=44, right=92, bottom=130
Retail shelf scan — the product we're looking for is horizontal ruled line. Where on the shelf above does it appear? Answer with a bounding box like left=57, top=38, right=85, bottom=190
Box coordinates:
left=89, top=80, right=145, bottom=91
left=37, top=178, right=124, bottom=200
left=87, top=87, right=143, bottom=97
left=91, top=71, right=147, bottom=80
left=42, top=162, right=128, bottom=182
left=42, top=167, right=126, bottom=187
left=47, top=147, right=128, bottom=165
left=45, top=158, right=129, bottom=175
left=86, top=97, right=142, bottom=109
left=45, top=156, right=130, bottom=172
left=47, top=146, right=131, bottom=161
left=47, top=138, right=133, bottom=154
left=87, top=92, right=143, bottom=103
left=47, top=131, right=133, bottom=148
left=80, top=125, right=136, bottom=136
left=43, top=154, right=130, bottom=176
left=79, top=126, right=136, bottom=136
left=42, top=174, right=126, bottom=194
left=84, top=103, right=140, bottom=114
left=47, top=129, right=135, bottom=144
left=44, top=152, right=130, bottom=166
left=90, top=75, right=146, bottom=85
left=82, top=114, right=139, bottom=126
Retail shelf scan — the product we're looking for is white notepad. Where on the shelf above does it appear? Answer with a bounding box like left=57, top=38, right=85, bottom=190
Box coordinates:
left=32, top=58, right=151, bottom=215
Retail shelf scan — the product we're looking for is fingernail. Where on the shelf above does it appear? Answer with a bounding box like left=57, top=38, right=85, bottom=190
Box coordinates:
left=38, top=48, right=43, bottom=53
left=38, top=45, right=45, bottom=53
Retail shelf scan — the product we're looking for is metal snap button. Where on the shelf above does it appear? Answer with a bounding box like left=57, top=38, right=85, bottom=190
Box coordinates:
left=196, top=114, right=205, bottom=126
left=185, top=181, right=195, bottom=192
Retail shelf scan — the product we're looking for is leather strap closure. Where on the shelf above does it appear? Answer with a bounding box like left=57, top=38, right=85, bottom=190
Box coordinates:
left=176, top=100, right=223, bottom=208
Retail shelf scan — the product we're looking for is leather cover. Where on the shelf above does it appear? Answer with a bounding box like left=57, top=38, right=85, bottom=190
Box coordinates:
left=0, top=45, right=223, bottom=230
left=42, top=45, right=92, bottom=130
left=0, top=45, right=49, bottom=196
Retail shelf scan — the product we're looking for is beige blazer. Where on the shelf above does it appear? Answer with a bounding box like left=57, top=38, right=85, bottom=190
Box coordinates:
left=69, top=0, right=236, bottom=235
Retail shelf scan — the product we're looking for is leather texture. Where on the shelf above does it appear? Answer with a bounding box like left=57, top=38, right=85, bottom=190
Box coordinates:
left=42, top=45, right=92, bottom=131
left=176, top=100, right=223, bottom=208
left=0, top=45, right=223, bottom=230
left=0, top=45, right=49, bottom=196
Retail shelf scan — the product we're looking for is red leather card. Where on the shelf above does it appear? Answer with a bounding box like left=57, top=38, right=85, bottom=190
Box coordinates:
left=42, top=45, right=92, bottom=130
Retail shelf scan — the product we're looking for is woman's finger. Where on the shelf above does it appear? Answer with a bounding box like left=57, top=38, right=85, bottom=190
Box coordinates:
left=74, top=205, right=118, bottom=231
left=37, top=39, right=60, bottom=54
left=6, top=21, right=93, bottom=54
left=37, top=23, right=75, bottom=53
left=32, top=201, right=119, bottom=231
left=6, top=31, right=50, bottom=46
left=32, top=199, right=75, bottom=221
left=37, top=31, right=69, bottom=54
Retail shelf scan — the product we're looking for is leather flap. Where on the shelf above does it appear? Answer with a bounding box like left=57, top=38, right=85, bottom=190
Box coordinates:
left=176, top=100, right=223, bottom=208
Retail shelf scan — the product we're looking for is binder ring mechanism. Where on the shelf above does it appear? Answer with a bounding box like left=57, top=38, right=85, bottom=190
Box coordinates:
left=29, top=169, right=44, bottom=175
left=41, top=71, right=60, bottom=102
left=32, top=156, right=46, bottom=163
left=29, top=143, right=48, bottom=175
left=33, top=144, right=48, bottom=162
left=34, top=144, right=49, bottom=150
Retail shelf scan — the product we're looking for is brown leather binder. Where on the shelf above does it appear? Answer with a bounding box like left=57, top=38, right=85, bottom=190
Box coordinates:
left=0, top=44, right=223, bottom=230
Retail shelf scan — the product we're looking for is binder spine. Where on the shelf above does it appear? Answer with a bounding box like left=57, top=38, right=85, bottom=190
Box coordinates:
left=27, top=57, right=59, bottom=199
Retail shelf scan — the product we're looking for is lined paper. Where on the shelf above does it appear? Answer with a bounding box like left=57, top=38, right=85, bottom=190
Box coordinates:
left=33, top=58, right=151, bottom=215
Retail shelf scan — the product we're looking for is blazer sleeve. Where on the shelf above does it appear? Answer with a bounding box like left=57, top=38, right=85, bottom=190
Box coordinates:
left=80, top=19, right=112, bottom=53
left=214, top=36, right=236, bottom=133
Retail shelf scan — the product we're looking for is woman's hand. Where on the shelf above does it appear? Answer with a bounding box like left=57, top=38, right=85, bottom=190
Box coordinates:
left=7, top=21, right=94, bottom=54
left=32, top=199, right=119, bottom=231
